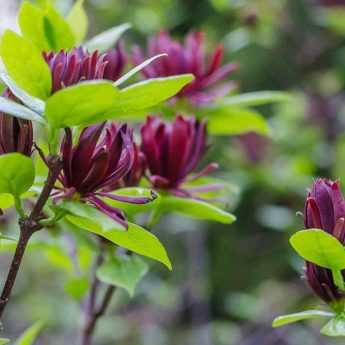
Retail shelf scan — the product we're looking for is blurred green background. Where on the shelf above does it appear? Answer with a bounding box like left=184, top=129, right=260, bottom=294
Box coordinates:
left=2, top=0, right=345, bottom=344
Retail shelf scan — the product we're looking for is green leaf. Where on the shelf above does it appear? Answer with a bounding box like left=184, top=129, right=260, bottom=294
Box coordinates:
left=18, top=1, right=75, bottom=51
left=16, top=321, right=44, bottom=345
left=220, top=91, right=291, bottom=108
left=1, top=73, right=45, bottom=114
left=0, top=339, right=10, bottom=345
left=207, top=108, right=270, bottom=136
left=97, top=255, right=149, bottom=297
left=84, top=23, right=131, bottom=53
left=114, top=53, right=167, bottom=87
left=290, top=229, right=345, bottom=270
left=66, top=206, right=172, bottom=269
left=0, top=194, right=15, bottom=209
left=67, top=0, right=88, bottom=43
left=45, top=81, right=118, bottom=128
left=321, top=315, right=345, bottom=337
left=64, top=276, right=89, bottom=300
left=0, top=30, right=52, bottom=99
left=0, top=154, right=35, bottom=197
left=273, top=310, right=334, bottom=328
left=60, top=200, right=126, bottom=232
left=0, top=97, right=45, bottom=124
left=160, top=196, right=236, bottom=224
left=105, top=75, right=194, bottom=116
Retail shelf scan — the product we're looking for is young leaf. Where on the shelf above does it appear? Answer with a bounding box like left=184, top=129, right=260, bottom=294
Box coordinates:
left=60, top=200, right=126, bottom=232
left=67, top=209, right=172, bottom=269
left=220, top=91, right=291, bottom=108
left=0, top=30, right=52, bottom=99
left=1, top=73, right=45, bottom=114
left=45, top=81, right=118, bottom=128
left=0, top=97, right=45, bottom=124
left=160, top=196, right=236, bottom=224
left=64, top=276, right=89, bottom=300
left=0, top=153, right=35, bottom=197
left=114, top=53, right=168, bottom=87
left=84, top=23, right=131, bottom=53
left=105, top=74, right=194, bottom=116
left=321, top=315, right=345, bottom=337
left=67, top=0, right=88, bottom=43
left=290, top=229, right=345, bottom=270
left=97, top=255, right=149, bottom=297
left=273, top=310, right=334, bottom=328
left=16, top=321, right=44, bottom=345
left=207, top=108, right=270, bottom=136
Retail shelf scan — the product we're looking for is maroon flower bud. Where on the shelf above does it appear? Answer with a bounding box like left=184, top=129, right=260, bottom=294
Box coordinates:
left=304, top=179, right=345, bottom=304
left=55, top=123, right=154, bottom=227
left=0, top=90, right=33, bottom=156
left=43, top=43, right=127, bottom=93
left=141, top=115, right=221, bottom=199
left=132, top=31, right=238, bottom=106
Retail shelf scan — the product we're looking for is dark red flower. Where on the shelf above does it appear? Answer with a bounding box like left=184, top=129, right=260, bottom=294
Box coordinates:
left=236, top=132, right=269, bottom=164
left=0, top=90, right=33, bottom=156
left=132, top=31, right=237, bottom=106
left=54, top=122, right=154, bottom=227
left=319, top=0, right=345, bottom=6
left=43, top=43, right=126, bottom=93
left=141, top=115, right=220, bottom=198
left=304, top=179, right=345, bottom=305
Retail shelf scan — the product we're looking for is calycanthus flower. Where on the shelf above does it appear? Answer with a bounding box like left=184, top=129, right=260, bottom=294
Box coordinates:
left=141, top=115, right=221, bottom=199
left=0, top=90, right=33, bottom=156
left=53, top=122, right=155, bottom=227
left=132, top=31, right=238, bottom=106
left=44, top=43, right=127, bottom=93
left=304, top=178, right=345, bottom=308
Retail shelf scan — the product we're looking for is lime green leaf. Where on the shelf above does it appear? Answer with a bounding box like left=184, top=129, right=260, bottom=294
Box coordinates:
left=64, top=276, right=89, bottom=300
left=0, top=97, right=45, bottom=124
left=97, top=255, right=149, bottom=297
left=0, top=154, right=35, bottom=197
left=1, top=73, right=45, bottom=114
left=114, top=53, right=167, bottom=87
left=60, top=200, right=126, bottom=232
left=0, top=194, right=15, bottom=209
left=84, top=23, right=131, bottom=53
left=45, top=81, right=118, bottom=128
left=273, top=310, right=334, bottom=328
left=207, top=108, right=270, bottom=136
left=321, top=315, right=345, bottom=336
left=0, top=30, right=52, bottom=99
left=67, top=0, right=88, bottom=43
left=160, top=196, right=236, bottom=224
left=19, top=1, right=75, bottom=51
left=290, top=229, right=345, bottom=270
left=16, top=321, right=44, bottom=345
left=220, top=91, right=291, bottom=108
left=0, top=339, right=10, bottom=345
left=106, top=74, right=194, bottom=116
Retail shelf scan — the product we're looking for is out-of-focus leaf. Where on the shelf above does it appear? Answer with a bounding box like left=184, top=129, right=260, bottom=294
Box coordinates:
left=219, top=91, right=291, bottom=108
left=84, top=23, right=131, bottom=53
left=207, top=107, right=270, bottom=136
left=321, top=315, right=345, bottom=336
left=290, top=229, right=345, bottom=270
left=67, top=0, right=88, bottom=43
left=0, top=30, right=52, bottom=99
left=114, top=53, right=167, bottom=87
left=0, top=153, right=35, bottom=197
left=273, top=310, right=334, bottom=328
left=159, top=195, right=236, bottom=224
left=16, top=321, right=44, bottom=345
left=0, top=339, right=10, bottom=345
left=64, top=276, right=89, bottom=300
left=97, top=255, right=149, bottom=297
left=45, top=81, right=118, bottom=128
